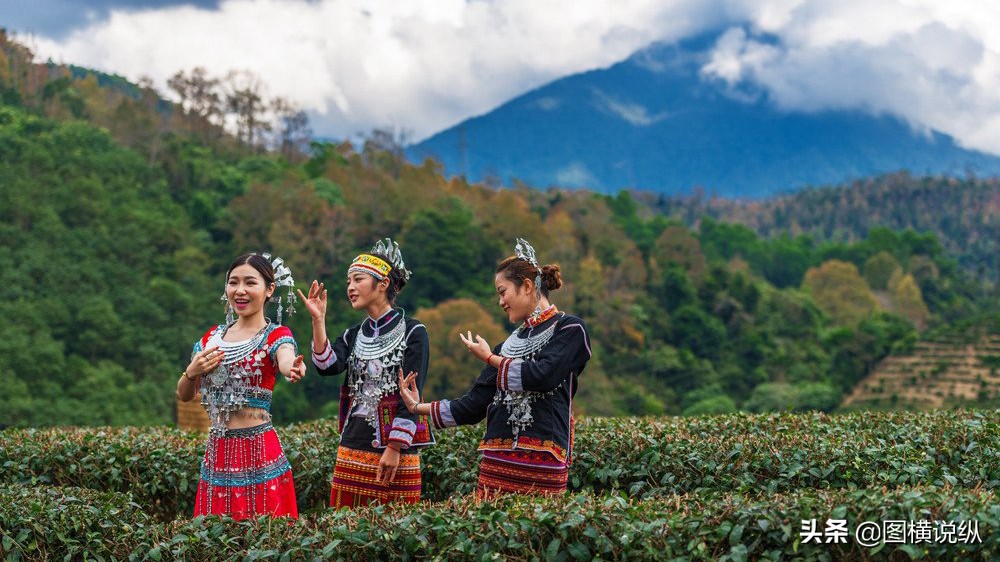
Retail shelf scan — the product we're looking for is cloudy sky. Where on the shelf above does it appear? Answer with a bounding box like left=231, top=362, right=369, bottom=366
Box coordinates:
left=4, top=0, right=1000, bottom=152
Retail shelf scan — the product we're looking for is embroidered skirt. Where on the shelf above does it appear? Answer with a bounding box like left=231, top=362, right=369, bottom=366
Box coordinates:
left=476, top=450, right=569, bottom=499
left=194, top=422, right=298, bottom=519
left=329, top=445, right=422, bottom=508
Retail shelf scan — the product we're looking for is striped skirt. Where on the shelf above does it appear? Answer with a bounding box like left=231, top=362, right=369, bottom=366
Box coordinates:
left=329, top=445, right=422, bottom=508
left=194, top=422, right=298, bottom=520
left=476, top=450, right=569, bottom=499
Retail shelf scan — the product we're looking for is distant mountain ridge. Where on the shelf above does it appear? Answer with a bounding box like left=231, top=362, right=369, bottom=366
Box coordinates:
left=409, top=33, right=1000, bottom=197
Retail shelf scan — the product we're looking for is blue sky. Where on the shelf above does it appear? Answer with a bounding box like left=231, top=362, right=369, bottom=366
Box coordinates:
left=0, top=0, right=219, bottom=38
left=4, top=0, right=1000, bottom=153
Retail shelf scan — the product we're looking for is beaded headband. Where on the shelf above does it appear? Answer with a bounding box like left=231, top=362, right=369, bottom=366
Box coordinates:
left=349, top=253, right=392, bottom=280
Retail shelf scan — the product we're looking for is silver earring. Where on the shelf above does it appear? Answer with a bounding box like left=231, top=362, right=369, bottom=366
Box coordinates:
left=221, top=291, right=234, bottom=325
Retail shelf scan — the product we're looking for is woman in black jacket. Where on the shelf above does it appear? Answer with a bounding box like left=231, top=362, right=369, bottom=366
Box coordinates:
left=299, top=238, right=433, bottom=508
left=400, top=238, right=590, bottom=498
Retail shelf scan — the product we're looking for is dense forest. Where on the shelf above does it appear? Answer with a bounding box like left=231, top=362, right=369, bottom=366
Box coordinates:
left=637, top=173, right=1000, bottom=284
left=1, top=31, right=996, bottom=427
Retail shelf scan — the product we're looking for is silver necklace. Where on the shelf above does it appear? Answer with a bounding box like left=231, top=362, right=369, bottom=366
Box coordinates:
left=500, top=319, right=558, bottom=358
left=348, top=314, right=408, bottom=428
left=495, top=315, right=562, bottom=439
left=201, top=322, right=271, bottom=433
left=352, top=317, right=406, bottom=359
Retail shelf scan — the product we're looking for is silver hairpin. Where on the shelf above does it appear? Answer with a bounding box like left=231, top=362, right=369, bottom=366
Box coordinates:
left=262, top=252, right=297, bottom=324
left=514, top=237, right=540, bottom=269
left=514, top=237, right=543, bottom=301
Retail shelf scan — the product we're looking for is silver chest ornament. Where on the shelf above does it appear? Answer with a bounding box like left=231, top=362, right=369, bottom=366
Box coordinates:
left=494, top=320, right=559, bottom=439
left=200, top=324, right=270, bottom=435
left=347, top=318, right=407, bottom=428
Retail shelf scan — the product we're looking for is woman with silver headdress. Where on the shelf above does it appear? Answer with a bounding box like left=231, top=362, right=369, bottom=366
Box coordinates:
left=298, top=238, right=434, bottom=508
left=399, top=238, right=591, bottom=498
left=176, top=253, right=306, bottom=519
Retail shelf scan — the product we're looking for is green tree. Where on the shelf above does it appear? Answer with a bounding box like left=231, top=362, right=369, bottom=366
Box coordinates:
left=651, top=225, right=707, bottom=281
left=683, top=395, right=738, bottom=415
left=889, top=272, right=930, bottom=329
left=802, top=260, right=878, bottom=326
left=398, top=198, right=503, bottom=310
left=863, top=251, right=902, bottom=290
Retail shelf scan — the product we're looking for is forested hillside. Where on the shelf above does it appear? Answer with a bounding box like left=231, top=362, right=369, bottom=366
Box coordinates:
left=638, top=173, right=1000, bottom=284
left=1, top=31, right=996, bottom=427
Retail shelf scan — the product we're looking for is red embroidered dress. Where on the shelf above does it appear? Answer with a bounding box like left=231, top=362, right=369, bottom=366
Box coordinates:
left=192, top=323, right=299, bottom=519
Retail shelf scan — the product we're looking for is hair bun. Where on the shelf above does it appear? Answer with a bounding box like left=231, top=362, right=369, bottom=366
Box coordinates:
left=540, top=264, right=562, bottom=292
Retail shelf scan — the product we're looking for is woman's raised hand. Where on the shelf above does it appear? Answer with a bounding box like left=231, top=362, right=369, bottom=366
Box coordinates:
left=185, top=346, right=223, bottom=379
left=296, top=280, right=327, bottom=320
left=459, top=331, right=492, bottom=363
left=398, top=370, right=421, bottom=413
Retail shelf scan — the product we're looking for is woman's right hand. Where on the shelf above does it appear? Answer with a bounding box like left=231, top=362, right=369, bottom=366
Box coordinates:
left=185, top=346, right=223, bottom=379
left=296, top=280, right=327, bottom=320
left=398, top=370, right=421, bottom=413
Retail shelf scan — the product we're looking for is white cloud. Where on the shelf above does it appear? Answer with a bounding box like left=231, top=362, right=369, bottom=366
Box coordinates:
left=29, top=0, right=728, bottom=140
left=531, top=97, right=562, bottom=111
left=23, top=0, right=1000, bottom=154
left=699, top=0, right=1000, bottom=154
left=555, top=162, right=597, bottom=187
left=593, top=89, right=670, bottom=126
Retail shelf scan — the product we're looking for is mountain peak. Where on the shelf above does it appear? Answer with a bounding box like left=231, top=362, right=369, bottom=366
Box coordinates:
left=409, top=35, right=1000, bottom=197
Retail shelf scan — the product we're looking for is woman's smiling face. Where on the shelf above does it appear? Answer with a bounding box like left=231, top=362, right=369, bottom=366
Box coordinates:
left=227, top=264, right=273, bottom=319
left=495, top=272, right=534, bottom=324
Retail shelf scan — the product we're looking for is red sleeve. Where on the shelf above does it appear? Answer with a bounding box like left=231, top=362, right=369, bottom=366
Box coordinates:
left=267, top=325, right=298, bottom=363
left=193, top=325, right=222, bottom=354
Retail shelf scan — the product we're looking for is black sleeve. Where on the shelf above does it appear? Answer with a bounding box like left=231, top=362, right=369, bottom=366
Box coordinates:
left=442, top=343, right=503, bottom=427
left=312, top=326, right=356, bottom=377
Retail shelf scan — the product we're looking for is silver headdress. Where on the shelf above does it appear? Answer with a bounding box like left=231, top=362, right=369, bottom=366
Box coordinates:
left=514, top=237, right=543, bottom=300
left=514, top=237, right=539, bottom=269
left=263, top=253, right=297, bottom=325
left=372, top=237, right=411, bottom=282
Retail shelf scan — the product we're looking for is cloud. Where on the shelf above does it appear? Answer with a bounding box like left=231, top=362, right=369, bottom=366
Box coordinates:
left=555, top=162, right=598, bottom=188
left=26, top=0, right=728, bottom=140
left=593, top=89, right=670, bottom=126
left=531, top=97, right=562, bottom=111
left=18, top=0, right=1000, bottom=154
left=699, top=0, right=1000, bottom=154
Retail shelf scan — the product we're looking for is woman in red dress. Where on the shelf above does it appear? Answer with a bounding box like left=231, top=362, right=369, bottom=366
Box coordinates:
left=176, top=252, right=306, bottom=519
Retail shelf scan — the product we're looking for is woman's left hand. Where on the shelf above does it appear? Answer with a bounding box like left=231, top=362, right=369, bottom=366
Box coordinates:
left=398, top=370, right=421, bottom=413
left=376, top=445, right=401, bottom=485
left=285, top=355, right=306, bottom=383
left=459, top=331, right=492, bottom=363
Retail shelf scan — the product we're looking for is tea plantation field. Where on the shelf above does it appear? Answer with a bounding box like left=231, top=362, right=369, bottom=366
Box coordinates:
left=2, top=412, right=997, bottom=560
